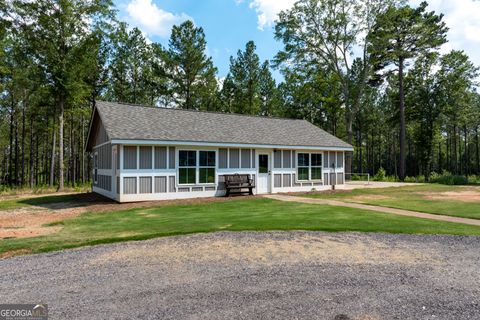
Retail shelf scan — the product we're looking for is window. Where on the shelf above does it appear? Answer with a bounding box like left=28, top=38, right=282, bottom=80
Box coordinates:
left=259, top=154, right=269, bottom=173
left=178, top=150, right=216, bottom=185
left=199, top=151, right=215, bottom=184
left=179, top=150, right=196, bottom=184
left=311, top=153, right=322, bottom=180
left=297, top=153, right=309, bottom=180
left=297, top=153, right=322, bottom=181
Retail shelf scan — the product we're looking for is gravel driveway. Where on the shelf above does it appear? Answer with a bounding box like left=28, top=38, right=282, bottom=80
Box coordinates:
left=0, top=231, right=479, bottom=319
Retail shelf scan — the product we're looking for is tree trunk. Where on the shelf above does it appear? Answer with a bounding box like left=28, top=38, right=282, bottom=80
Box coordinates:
left=29, top=114, right=35, bottom=188
left=9, top=99, right=14, bottom=185
left=398, top=56, right=406, bottom=181
left=15, top=107, right=19, bottom=185
left=464, top=125, right=468, bottom=175
left=58, top=95, right=65, bottom=191
left=476, top=126, right=480, bottom=174
left=81, top=115, right=85, bottom=183
left=21, top=97, right=26, bottom=186
left=50, top=117, right=56, bottom=187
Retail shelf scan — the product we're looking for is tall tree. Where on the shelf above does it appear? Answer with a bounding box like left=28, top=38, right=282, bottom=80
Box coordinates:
left=166, top=20, right=218, bottom=110
left=367, top=1, right=447, bottom=180
left=227, top=41, right=261, bottom=115
left=258, top=61, right=280, bottom=116
left=274, top=0, right=402, bottom=173
left=10, top=0, right=114, bottom=190
left=436, top=50, right=479, bottom=174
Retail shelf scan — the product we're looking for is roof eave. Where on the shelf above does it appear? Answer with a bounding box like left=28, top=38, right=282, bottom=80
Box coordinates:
left=110, top=139, right=354, bottom=151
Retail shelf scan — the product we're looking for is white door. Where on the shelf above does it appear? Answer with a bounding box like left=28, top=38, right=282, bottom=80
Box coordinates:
left=257, top=153, right=271, bottom=194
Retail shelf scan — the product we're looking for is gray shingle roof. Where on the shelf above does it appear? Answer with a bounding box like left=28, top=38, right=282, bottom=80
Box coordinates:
left=94, top=101, right=353, bottom=149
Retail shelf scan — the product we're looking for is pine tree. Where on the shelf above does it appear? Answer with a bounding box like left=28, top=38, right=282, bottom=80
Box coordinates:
left=368, top=1, right=447, bottom=180
left=166, top=20, right=218, bottom=110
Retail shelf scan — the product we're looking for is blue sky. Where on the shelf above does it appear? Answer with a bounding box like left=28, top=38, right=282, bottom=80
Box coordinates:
left=114, top=0, right=480, bottom=82
left=114, top=0, right=287, bottom=80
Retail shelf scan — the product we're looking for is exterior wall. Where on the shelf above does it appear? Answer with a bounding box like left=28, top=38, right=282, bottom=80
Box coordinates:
left=91, top=119, right=116, bottom=199
left=268, top=149, right=346, bottom=194
left=100, top=144, right=347, bottom=202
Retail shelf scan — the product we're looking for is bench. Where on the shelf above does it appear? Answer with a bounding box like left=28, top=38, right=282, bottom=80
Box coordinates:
left=224, top=174, right=255, bottom=196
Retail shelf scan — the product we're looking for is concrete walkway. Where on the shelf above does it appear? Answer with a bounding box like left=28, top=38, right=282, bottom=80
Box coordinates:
left=265, top=194, right=480, bottom=227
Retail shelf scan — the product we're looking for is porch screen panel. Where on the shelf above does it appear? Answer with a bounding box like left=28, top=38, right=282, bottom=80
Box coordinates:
left=336, top=152, right=344, bottom=168
left=169, top=176, right=176, bottom=192
left=168, top=147, right=175, bottom=169
left=241, top=149, right=251, bottom=168
left=123, top=146, right=137, bottom=169
left=116, top=146, right=120, bottom=170
left=329, top=151, right=336, bottom=169
left=324, top=152, right=329, bottom=169
left=154, top=176, right=167, bottom=193
left=274, top=150, right=282, bottom=168
left=338, top=173, right=344, bottom=184
left=139, top=177, right=152, bottom=193
left=139, top=146, right=152, bottom=169
left=154, top=147, right=167, bottom=169
left=274, top=174, right=282, bottom=188
left=219, top=149, right=228, bottom=169
left=282, top=150, right=291, bottom=168
left=251, top=150, right=256, bottom=168
left=98, top=143, right=111, bottom=169
left=123, top=177, right=137, bottom=194
left=229, top=149, right=239, bottom=168
left=283, top=174, right=292, bottom=187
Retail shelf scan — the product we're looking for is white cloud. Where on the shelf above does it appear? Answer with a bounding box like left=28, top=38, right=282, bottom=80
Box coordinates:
left=245, top=0, right=480, bottom=68
left=125, top=0, right=192, bottom=38
left=409, top=0, right=480, bottom=67
left=247, top=0, right=296, bottom=30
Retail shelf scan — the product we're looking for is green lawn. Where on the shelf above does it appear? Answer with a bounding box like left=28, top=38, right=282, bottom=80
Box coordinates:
left=1, top=197, right=479, bottom=257
left=302, top=184, right=480, bottom=220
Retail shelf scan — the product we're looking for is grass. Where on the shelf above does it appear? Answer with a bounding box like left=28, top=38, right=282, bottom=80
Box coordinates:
left=1, top=197, right=479, bottom=257
left=302, top=184, right=480, bottom=220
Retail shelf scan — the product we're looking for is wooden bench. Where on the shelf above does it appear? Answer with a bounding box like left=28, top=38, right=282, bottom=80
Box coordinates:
left=224, top=174, right=255, bottom=196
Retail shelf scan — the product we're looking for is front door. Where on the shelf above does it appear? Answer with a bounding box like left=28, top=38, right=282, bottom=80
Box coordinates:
left=257, top=153, right=271, bottom=194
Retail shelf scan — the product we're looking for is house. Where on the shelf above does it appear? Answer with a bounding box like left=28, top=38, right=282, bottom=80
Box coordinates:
left=85, top=101, right=353, bottom=202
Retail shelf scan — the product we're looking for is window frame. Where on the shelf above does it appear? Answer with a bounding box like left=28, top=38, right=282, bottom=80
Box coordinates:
left=296, top=152, right=323, bottom=182
left=177, top=149, right=217, bottom=186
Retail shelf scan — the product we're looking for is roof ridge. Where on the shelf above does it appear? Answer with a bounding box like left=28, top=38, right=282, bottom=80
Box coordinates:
left=96, top=100, right=307, bottom=122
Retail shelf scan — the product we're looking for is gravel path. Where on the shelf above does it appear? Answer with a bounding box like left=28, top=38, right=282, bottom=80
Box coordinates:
left=265, top=194, right=480, bottom=226
left=0, top=231, right=479, bottom=319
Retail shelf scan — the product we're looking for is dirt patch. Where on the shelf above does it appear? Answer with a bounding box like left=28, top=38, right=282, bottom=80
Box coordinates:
left=421, top=191, right=480, bottom=202
left=0, top=248, right=32, bottom=259
left=0, top=205, right=88, bottom=238
left=349, top=195, right=391, bottom=202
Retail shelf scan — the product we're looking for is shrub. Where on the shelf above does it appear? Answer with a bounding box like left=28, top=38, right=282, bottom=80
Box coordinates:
left=373, top=167, right=386, bottom=181
left=430, top=173, right=468, bottom=185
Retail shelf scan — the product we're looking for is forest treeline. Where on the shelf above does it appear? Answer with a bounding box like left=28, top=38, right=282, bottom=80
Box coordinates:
left=0, top=0, right=479, bottom=190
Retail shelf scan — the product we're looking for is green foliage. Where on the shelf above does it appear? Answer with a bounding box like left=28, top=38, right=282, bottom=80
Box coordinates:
left=429, top=172, right=469, bottom=185
left=368, top=1, right=448, bottom=180
left=165, top=20, right=218, bottom=110
left=373, top=167, right=386, bottom=181
left=220, top=41, right=280, bottom=115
